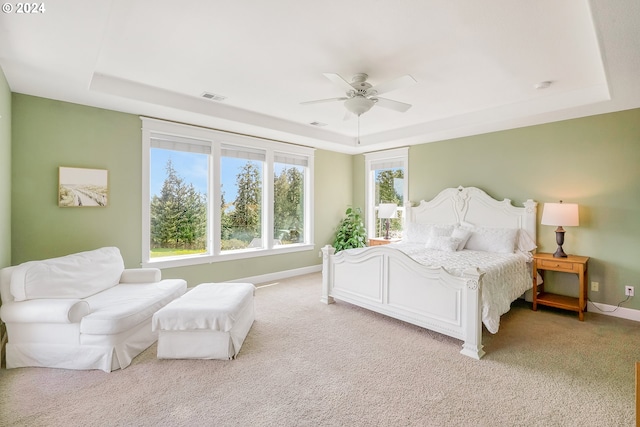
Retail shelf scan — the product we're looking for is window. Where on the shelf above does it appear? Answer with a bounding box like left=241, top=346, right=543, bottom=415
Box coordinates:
left=273, top=153, right=308, bottom=246
left=220, top=146, right=264, bottom=251
left=364, top=148, right=408, bottom=239
left=149, top=138, right=210, bottom=258
left=142, top=118, right=314, bottom=268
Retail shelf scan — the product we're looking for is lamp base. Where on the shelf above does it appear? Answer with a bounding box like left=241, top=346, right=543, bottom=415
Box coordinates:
left=553, top=246, right=568, bottom=258
left=553, top=228, right=568, bottom=258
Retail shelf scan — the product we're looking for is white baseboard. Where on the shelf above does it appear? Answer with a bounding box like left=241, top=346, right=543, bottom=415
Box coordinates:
left=587, top=301, right=640, bottom=322
left=229, top=264, right=322, bottom=286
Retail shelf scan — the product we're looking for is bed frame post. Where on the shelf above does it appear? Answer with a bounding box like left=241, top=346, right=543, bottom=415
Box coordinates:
left=460, top=268, right=486, bottom=360
left=321, top=245, right=335, bottom=304
left=522, top=199, right=538, bottom=240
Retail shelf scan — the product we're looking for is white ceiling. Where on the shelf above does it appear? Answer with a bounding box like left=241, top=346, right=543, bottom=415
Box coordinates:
left=1, top=0, right=639, bottom=154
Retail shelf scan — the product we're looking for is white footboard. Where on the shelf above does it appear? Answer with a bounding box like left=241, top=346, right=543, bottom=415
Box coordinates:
left=321, top=245, right=485, bottom=359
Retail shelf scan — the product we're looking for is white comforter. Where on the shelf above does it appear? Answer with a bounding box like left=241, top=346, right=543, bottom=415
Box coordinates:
left=387, top=242, right=531, bottom=334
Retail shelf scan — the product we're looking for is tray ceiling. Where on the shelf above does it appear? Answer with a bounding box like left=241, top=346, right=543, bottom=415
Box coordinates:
left=1, top=0, right=639, bottom=153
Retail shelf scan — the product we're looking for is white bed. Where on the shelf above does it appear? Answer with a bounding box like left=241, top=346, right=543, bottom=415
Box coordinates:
left=321, top=186, right=537, bottom=359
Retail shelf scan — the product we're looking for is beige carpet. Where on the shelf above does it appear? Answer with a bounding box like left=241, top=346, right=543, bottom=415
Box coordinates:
left=0, top=272, right=638, bottom=426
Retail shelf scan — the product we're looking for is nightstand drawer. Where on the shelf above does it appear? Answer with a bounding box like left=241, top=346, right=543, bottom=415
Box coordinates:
left=538, top=259, right=578, bottom=273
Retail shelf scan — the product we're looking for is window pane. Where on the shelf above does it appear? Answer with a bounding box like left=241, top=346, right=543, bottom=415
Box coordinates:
left=274, top=162, right=305, bottom=245
left=149, top=148, right=209, bottom=258
left=374, top=168, right=404, bottom=205
left=374, top=208, right=404, bottom=239
left=221, top=156, right=263, bottom=251
left=374, top=167, right=404, bottom=238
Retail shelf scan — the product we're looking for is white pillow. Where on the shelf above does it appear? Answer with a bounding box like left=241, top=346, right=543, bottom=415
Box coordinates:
left=464, top=227, right=518, bottom=254
left=430, top=226, right=454, bottom=238
left=451, top=227, right=472, bottom=251
left=516, top=229, right=537, bottom=252
left=10, top=247, right=124, bottom=301
left=403, top=222, right=432, bottom=243
left=425, top=236, right=461, bottom=252
left=403, top=223, right=454, bottom=243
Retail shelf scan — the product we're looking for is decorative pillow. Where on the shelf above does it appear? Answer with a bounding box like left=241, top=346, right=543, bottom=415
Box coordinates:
left=425, top=236, right=462, bottom=252
left=429, top=226, right=454, bottom=238
left=451, top=227, right=472, bottom=251
left=464, top=227, right=518, bottom=254
left=10, top=247, right=125, bottom=301
left=516, top=229, right=537, bottom=252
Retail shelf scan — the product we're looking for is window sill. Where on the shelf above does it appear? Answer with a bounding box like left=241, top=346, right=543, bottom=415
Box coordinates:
left=142, top=243, right=316, bottom=269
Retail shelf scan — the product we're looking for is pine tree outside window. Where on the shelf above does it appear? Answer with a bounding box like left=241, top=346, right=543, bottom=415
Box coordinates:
left=220, top=146, right=264, bottom=251
left=273, top=153, right=308, bottom=246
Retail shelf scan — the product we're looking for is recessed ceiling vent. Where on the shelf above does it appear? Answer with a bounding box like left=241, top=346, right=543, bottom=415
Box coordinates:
left=201, top=92, right=226, bottom=101
left=534, top=81, right=552, bottom=90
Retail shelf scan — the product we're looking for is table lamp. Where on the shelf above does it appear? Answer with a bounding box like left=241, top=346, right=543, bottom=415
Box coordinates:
left=541, top=201, right=579, bottom=258
left=378, top=203, right=398, bottom=240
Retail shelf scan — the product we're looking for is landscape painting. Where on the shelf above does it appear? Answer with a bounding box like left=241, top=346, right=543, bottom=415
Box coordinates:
left=58, top=167, right=108, bottom=207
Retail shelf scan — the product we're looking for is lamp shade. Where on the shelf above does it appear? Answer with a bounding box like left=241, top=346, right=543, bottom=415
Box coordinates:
left=541, top=202, right=579, bottom=227
left=378, top=203, right=398, bottom=219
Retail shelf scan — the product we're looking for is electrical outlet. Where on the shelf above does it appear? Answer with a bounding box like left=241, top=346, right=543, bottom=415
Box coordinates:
left=591, top=281, right=599, bottom=291
left=625, top=286, right=634, bottom=297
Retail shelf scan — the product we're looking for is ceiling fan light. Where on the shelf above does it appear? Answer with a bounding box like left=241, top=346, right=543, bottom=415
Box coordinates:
left=344, top=96, right=375, bottom=116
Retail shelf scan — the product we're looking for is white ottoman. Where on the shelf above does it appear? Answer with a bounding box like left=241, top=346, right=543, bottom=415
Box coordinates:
left=151, top=282, right=255, bottom=360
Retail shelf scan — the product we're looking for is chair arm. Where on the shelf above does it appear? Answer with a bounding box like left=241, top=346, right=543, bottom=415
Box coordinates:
left=0, top=299, right=90, bottom=324
left=120, top=268, right=161, bottom=284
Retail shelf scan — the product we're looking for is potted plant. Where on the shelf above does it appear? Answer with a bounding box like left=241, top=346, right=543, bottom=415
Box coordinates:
left=333, top=207, right=367, bottom=252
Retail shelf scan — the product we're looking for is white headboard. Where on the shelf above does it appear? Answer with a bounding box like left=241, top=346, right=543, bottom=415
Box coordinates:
left=405, top=186, right=538, bottom=242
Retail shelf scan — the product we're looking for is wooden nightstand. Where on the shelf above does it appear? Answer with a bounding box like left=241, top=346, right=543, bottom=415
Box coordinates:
left=532, top=252, right=590, bottom=321
left=368, top=237, right=401, bottom=246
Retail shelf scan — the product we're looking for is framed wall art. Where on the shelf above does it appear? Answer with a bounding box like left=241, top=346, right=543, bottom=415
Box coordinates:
left=58, top=167, right=108, bottom=207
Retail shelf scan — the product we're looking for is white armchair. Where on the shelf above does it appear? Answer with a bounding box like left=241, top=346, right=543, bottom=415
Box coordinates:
left=0, top=247, right=186, bottom=372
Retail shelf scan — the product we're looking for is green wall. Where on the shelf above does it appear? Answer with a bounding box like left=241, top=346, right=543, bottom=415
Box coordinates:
left=395, top=109, right=639, bottom=310
left=11, top=94, right=352, bottom=285
left=0, top=67, right=11, bottom=268
left=12, top=95, right=142, bottom=265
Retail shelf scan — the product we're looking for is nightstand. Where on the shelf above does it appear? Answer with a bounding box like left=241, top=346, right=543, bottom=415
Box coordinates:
left=368, top=237, right=401, bottom=246
left=532, top=252, right=590, bottom=321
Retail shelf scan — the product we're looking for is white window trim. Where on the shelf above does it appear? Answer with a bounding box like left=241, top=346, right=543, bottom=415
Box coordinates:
left=364, top=147, right=409, bottom=239
left=141, top=117, right=315, bottom=268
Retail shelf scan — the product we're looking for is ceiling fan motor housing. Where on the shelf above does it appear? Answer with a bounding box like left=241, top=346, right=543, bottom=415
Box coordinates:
left=351, top=73, right=373, bottom=95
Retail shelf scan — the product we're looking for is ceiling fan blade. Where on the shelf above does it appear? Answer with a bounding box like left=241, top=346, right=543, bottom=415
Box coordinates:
left=300, top=97, right=348, bottom=105
left=374, top=97, right=412, bottom=113
left=323, top=73, right=355, bottom=93
left=367, top=75, right=416, bottom=96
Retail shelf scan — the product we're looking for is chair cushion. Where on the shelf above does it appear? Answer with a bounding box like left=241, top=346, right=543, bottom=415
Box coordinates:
left=81, top=279, right=186, bottom=335
left=10, top=247, right=124, bottom=301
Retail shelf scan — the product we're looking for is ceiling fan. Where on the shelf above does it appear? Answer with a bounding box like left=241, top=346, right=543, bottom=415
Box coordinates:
left=301, top=73, right=417, bottom=119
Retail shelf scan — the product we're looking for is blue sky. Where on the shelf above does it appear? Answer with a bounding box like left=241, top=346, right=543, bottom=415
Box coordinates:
left=151, top=149, right=209, bottom=197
